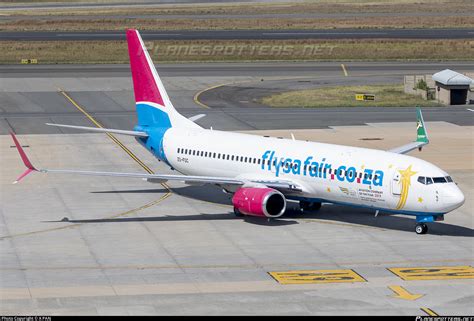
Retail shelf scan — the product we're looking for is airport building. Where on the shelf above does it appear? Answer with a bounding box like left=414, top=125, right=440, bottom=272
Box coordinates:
left=404, top=69, right=473, bottom=105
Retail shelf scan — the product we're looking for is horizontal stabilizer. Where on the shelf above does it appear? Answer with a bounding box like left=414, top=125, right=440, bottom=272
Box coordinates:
left=46, top=123, right=148, bottom=137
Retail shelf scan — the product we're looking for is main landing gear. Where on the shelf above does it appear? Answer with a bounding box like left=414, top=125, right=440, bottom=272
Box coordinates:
left=299, top=201, right=322, bottom=213
left=415, top=223, right=428, bottom=235
left=233, top=206, right=244, bottom=217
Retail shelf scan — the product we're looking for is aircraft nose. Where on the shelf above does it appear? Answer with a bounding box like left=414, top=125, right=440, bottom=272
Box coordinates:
left=443, top=185, right=465, bottom=210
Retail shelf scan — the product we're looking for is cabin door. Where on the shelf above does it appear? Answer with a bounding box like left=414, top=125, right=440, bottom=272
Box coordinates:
left=391, top=171, right=402, bottom=196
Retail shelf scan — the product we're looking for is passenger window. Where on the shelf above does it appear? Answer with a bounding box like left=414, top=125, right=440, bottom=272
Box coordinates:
left=213, top=153, right=216, bottom=158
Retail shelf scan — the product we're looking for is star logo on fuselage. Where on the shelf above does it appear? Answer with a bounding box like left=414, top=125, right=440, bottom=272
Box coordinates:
left=396, top=165, right=418, bottom=210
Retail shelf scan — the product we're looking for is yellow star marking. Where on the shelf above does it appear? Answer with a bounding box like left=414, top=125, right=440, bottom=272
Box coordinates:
left=327, top=187, right=331, bottom=192
left=396, top=165, right=418, bottom=210
left=418, top=197, right=423, bottom=203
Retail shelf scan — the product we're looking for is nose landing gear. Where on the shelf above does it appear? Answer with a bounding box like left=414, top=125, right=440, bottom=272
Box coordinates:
left=415, top=223, right=428, bottom=235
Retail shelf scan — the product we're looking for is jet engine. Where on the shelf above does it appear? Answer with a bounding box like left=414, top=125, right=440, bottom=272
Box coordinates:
left=232, top=187, right=286, bottom=218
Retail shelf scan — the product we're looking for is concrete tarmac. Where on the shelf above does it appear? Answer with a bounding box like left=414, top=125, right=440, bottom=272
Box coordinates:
left=0, top=124, right=472, bottom=315
left=0, top=62, right=473, bottom=315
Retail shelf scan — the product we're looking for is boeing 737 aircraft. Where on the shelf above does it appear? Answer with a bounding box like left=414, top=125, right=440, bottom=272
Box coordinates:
left=11, top=29, right=465, bottom=235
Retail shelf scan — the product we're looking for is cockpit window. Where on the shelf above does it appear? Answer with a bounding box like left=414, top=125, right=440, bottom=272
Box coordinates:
left=417, top=176, right=451, bottom=185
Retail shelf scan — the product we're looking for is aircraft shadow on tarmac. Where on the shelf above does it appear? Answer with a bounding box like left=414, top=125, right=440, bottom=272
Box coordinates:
left=83, top=185, right=473, bottom=236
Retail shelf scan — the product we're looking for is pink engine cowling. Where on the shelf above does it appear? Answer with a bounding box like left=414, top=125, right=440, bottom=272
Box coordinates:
left=232, top=187, right=286, bottom=218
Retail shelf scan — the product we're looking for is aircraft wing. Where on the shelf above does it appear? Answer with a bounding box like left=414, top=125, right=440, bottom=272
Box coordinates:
left=387, top=107, right=429, bottom=154
left=10, top=132, right=302, bottom=192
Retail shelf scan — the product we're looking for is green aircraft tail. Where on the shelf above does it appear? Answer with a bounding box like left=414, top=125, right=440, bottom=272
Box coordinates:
left=416, top=107, right=429, bottom=144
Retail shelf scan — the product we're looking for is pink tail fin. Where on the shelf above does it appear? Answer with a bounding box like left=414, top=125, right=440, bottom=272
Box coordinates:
left=126, top=29, right=167, bottom=107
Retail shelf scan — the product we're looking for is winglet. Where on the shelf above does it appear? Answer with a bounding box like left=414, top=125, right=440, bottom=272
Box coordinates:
left=10, top=132, right=37, bottom=184
left=416, top=107, right=429, bottom=144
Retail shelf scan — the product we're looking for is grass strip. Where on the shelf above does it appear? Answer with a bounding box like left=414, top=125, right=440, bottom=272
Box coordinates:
left=260, top=85, right=443, bottom=108
left=2, top=39, right=473, bottom=64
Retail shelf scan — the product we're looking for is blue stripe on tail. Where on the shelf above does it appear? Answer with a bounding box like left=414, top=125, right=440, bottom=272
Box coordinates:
left=136, top=103, right=172, bottom=128
left=134, top=103, right=172, bottom=165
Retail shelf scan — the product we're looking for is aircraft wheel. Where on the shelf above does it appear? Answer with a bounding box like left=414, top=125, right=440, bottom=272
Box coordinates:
left=233, top=206, right=244, bottom=217
left=415, top=223, right=428, bottom=235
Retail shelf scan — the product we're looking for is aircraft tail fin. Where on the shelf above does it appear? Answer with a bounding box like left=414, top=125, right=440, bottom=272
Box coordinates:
left=126, top=29, right=199, bottom=129
left=416, top=106, right=429, bottom=144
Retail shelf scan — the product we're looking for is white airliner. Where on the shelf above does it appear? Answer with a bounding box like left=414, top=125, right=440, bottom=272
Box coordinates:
left=11, top=29, right=465, bottom=235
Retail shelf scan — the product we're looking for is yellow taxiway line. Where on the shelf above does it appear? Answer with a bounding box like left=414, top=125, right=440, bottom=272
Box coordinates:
left=388, top=285, right=423, bottom=300
left=420, top=307, right=439, bottom=316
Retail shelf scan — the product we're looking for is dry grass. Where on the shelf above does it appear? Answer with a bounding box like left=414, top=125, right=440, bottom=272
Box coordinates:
left=260, top=85, right=443, bottom=108
left=1, top=15, right=474, bottom=32
left=1, top=0, right=472, bottom=16
left=1, top=39, right=473, bottom=64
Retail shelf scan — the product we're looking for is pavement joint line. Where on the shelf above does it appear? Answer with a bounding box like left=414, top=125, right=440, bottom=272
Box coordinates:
left=0, top=195, right=170, bottom=240
left=421, top=307, right=439, bottom=316
left=341, top=63, right=348, bottom=77
left=1, top=257, right=471, bottom=271
left=299, top=218, right=387, bottom=230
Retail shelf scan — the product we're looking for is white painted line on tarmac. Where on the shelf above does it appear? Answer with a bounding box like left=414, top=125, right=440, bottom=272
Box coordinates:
left=467, top=109, right=474, bottom=112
